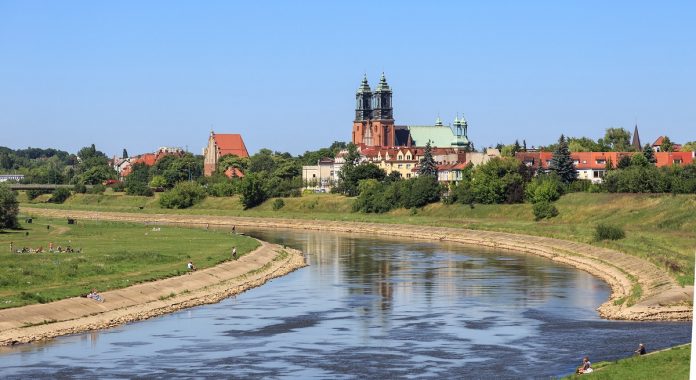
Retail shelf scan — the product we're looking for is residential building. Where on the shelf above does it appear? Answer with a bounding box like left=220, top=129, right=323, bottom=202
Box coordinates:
left=0, top=174, right=24, bottom=183
left=515, top=151, right=695, bottom=184
left=302, top=158, right=336, bottom=190
left=652, top=136, right=682, bottom=152
left=203, top=131, right=249, bottom=177
left=116, top=147, right=185, bottom=178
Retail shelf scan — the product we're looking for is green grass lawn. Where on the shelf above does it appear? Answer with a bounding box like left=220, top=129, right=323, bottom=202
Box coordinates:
left=564, top=344, right=691, bottom=379
left=0, top=217, right=259, bottom=309
left=21, top=191, right=696, bottom=285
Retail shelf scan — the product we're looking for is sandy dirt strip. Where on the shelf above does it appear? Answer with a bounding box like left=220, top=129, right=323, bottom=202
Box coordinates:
left=0, top=233, right=306, bottom=346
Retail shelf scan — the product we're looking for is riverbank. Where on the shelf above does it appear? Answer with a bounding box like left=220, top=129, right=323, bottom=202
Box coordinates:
left=0, top=239, right=306, bottom=346
left=21, top=207, right=693, bottom=321
left=563, top=344, right=691, bottom=379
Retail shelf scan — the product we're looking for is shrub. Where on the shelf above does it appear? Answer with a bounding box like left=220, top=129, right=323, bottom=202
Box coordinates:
left=26, top=189, right=51, bottom=200
left=159, top=182, right=207, bottom=209
left=272, top=198, right=285, bottom=210
left=87, top=184, right=106, bottom=194
left=207, top=181, right=236, bottom=197
left=526, top=175, right=563, bottom=204
left=73, top=183, right=87, bottom=194
left=126, top=182, right=154, bottom=196
left=239, top=174, right=267, bottom=209
left=594, top=223, right=626, bottom=241
left=566, top=179, right=591, bottom=193
left=110, top=181, right=125, bottom=192
left=401, top=175, right=441, bottom=209
left=532, top=201, right=559, bottom=221
left=48, top=187, right=71, bottom=203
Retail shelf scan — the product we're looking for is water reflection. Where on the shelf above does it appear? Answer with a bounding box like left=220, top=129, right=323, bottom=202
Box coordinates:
left=0, top=228, right=690, bottom=379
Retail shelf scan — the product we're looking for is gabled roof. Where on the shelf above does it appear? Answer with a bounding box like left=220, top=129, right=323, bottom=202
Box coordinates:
left=214, top=134, right=249, bottom=158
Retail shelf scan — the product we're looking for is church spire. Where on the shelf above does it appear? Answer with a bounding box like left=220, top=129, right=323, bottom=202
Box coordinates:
left=632, top=124, right=642, bottom=151
left=372, top=72, right=393, bottom=120
left=355, top=75, right=372, bottom=121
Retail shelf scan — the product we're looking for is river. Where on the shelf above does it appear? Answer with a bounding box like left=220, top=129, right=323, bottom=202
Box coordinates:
left=1, top=228, right=691, bottom=379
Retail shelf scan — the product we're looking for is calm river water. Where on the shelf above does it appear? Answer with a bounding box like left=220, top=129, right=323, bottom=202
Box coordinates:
left=1, top=228, right=691, bottom=379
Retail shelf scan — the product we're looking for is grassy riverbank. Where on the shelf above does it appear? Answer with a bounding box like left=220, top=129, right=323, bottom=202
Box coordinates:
left=20, top=192, right=696, bottom=285
left=0, top=217, right=258, bottom=309
left=564, top=344, right=691, bottom=379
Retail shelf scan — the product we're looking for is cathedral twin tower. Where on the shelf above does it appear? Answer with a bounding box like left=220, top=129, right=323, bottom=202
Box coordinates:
left=352, top=73, right=397, bottom=147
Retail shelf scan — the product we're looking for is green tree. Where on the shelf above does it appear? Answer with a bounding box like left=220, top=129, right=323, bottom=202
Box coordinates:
left=525, top=174, right=563, bottom=203
left=149, top=175, right=167, bottom=188
left=48, top=187, right=72, bottom=203
left=643, top=144, right=657, bottom=164
left=549, top=135, right=577, bottom=183
left=239, top=173, right=268, bottom=209
left=681, top=141, right=696, bottom=152
left=600, top=128, right=632, bottom=151
left=418, top=141, right=437, bottom=176
left=0, top=184, right=19, bottom=230
left=402, top=175, right=441, bottom=208
left=216, top=154, right=249, bottom=175
left=159, top=182, right=207, bottom=209
left=470, top=157, right=526, bottom=204
left=661, top=136, right=674, bottom=152
left=617, top=155, right=632, bottom=169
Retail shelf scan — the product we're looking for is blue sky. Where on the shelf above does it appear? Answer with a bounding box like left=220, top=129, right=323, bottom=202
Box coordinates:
left=1, top=1, right=694, bottom=157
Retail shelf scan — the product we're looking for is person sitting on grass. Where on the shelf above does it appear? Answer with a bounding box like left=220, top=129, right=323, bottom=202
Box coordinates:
left=635, top=343, right=646, bottom=355
left=576, top=356, right=593, bottom=374
left=187, top=261, right=196, bottom=272
left=86, top=289, right=104, bottom=302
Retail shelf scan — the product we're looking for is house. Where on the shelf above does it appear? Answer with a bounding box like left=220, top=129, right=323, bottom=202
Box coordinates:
left=302, top=158, right=336, bottom=190
left=0, top=174, right=24, bottom=183
left=118, top=147, right=185, bottom=178
left=652, top=136, right=682, bottom=152
left=515, top=151, right=694, bottom=184
left=203, top=131, right=249, bottom=177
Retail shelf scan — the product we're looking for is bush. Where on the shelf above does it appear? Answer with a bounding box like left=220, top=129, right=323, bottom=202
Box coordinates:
left=594, top=223, right=626, bottom=241
left=126, top=182, right=154, bottom=196
left=87, top=184, right=106, bottom=194
left=401, top=175, right=441, bottom=209
left=26, top=189, right=51, bottom=200
left=110, top=181, right=125, bottom=192
left=526, top=175, right=563, bottom=204
left=239, top=174, right=268, bottom=209
left=272, top=198, right=285, bottom=210
left=159, top=182, right=207, bottom=209
left=532, top=201, right=559, bottom=221
left=207, top=181, right=236, bottom=197
left=73, top=183, right=87, bottom=194
left=566, top=179, right=592, bottom=193
left=48, top=187, right=71, bottom=203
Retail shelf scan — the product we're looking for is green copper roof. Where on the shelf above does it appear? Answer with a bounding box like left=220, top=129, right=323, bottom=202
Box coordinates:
left=407, top=124, right=469, bottom=147
left=357, top=74, right=372, bottom=94
left=375, top=72, right=391, bottom=92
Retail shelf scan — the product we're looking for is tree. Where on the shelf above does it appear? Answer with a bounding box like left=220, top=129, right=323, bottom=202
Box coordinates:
left=239, top=173, right=268, bottom=209
left=617, top=155, right=632, bottom=169
left=122, top=149, right=128, bottom=159
left=643, top=144, right=657, bottom=164
left=402, top=175, right=441, bottom=208
left=217, top=154, right=249, bottom=175
left=418, top=141, right=437, bottom=176
left=470, top=157, right=526, bottom=204
left=600, top=128, right=632, bottom=151
left=630, top=153, right=649, bottom=167
left=661, top=136, right=674, bottom=152
left=159, top=182, right=207, bottom=209
left=0, top=184, right=19, bottom=230
left=549, top=135, right=577, bottom=183
left=681, top=141, right=696, bottom=152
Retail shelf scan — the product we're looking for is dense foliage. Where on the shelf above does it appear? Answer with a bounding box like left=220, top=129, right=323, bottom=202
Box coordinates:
left=352, top=175, right=442, bottom=213
left=549, top=135, right=577, bottom=184
left=0, top=184, right=19, bottom=230
left=532, top=201, right=559, bottom=221
left=594, top=223, right=626, bottom=240
left=48, top=187, right=71, bottom=204
left=159, top=182, right=207, bottom=209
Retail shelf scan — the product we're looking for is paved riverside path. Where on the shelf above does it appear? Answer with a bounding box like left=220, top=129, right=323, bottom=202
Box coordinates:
left=19, top=207, right=693, bottom=321
left=0, top=240, right=306, bottom=346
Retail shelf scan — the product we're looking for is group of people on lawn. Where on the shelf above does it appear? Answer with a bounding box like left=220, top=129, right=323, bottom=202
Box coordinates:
left=10, top=241, right=80, bottom=254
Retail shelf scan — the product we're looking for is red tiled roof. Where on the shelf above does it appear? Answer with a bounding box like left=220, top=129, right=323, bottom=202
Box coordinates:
left=652, top=136, right=665, bottom=146
left=224, top=167, right=245, bottom=178
left=516, top=151, right=694, bottom=170
left=655, top=151, right=694, bottom=167
left=214, top=134, right=249, bottom=158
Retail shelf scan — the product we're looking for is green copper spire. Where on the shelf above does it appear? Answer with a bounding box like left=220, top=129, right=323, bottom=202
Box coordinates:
left=375, top=72, right=391, bottom=92
left=357, top=74, right=371, bottom=94
left=435, top=116, right=443, bottom=127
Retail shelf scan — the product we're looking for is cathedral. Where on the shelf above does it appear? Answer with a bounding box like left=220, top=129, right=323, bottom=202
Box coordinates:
left=352, top=73, right=471, bottom=150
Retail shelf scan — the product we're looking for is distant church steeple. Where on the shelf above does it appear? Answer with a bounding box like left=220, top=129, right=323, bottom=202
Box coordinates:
left=632, top=124, right=642, bottom=151
left=355, top=74, right=373, bottom=122
left=372, top=73, right=393, bottom=120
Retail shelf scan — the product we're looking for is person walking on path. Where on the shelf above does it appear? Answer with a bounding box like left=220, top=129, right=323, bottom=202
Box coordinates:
left=232, top=246, right=237, bottom=260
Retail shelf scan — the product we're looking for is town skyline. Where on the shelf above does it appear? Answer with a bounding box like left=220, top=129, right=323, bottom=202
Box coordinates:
left=2, top=2, right=695, bottom=157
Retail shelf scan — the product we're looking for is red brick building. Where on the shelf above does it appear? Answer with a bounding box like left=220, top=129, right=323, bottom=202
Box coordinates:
left=203, top=131, right=249, bottom=176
